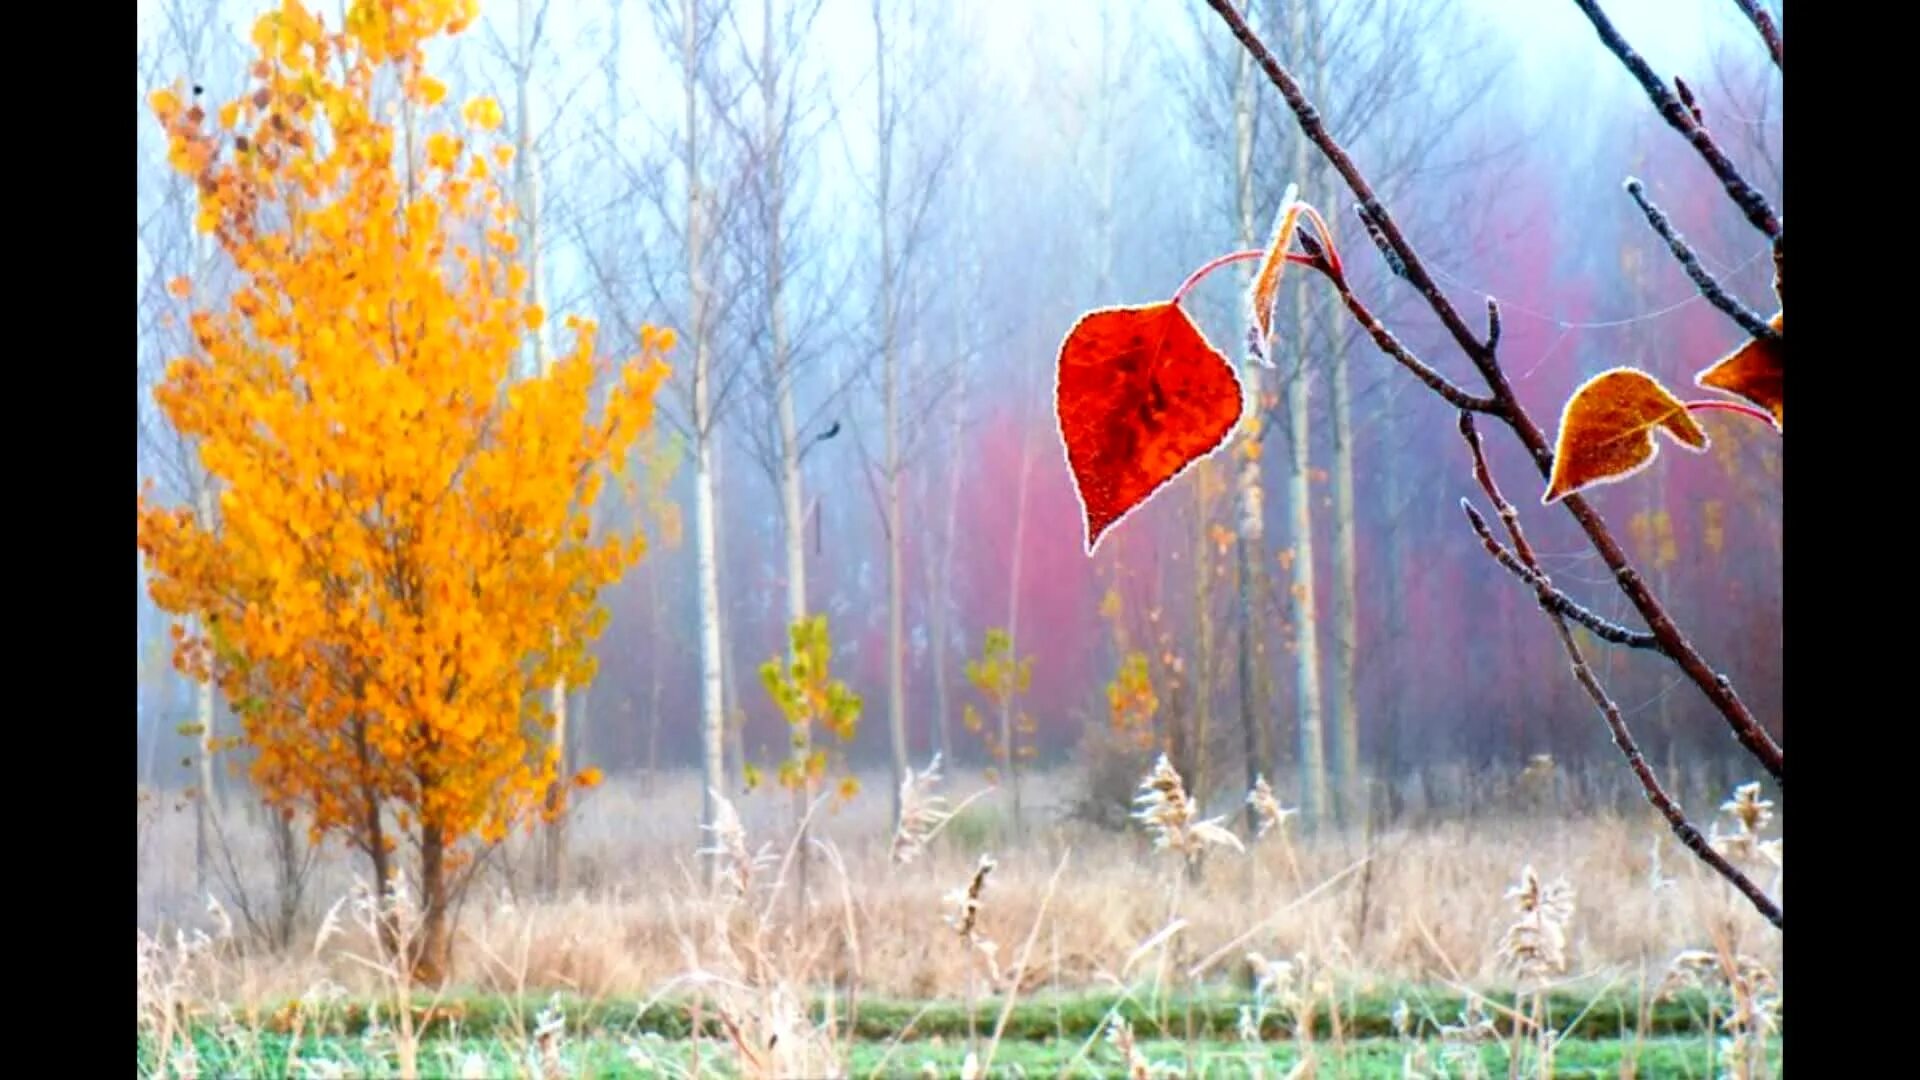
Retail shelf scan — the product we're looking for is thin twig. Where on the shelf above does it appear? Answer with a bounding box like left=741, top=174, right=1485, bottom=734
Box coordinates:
left=1301, top=251, right=1496, bottom=413
left=1728, top=0, right=1784, bottom=70
left=1201, top=0, right=1784, bottom=790
left=1463, top=499, right=1660, bottom=652
left=1570, top=0, right=1782, bottom=238
left=1456, top=418, right=1779, bottom=929
left=1625, top=178, right=1778, bottom=339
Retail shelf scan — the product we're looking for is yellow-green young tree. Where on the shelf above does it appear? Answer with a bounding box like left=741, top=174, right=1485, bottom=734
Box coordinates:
left=135, top=0, right=670, bottom=982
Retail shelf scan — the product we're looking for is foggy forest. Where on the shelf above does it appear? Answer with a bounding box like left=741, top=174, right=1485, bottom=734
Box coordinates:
left=136, top=0, right=1785, bottom=1075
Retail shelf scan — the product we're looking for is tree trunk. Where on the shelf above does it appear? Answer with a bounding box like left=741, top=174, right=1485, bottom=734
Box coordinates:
left=1377, top=392, right=1408, bottom=824
left=928, top=376, right=963, bottom=766
left=1230, top=17, right=1270, bottom=829
left=1184, top=464, right=1215, bottom=806
left=193, top=487, right=219, bottom=896
left=1303, top=0, right=1359, bottom=827
left=1327, top=325, right=1360, bottom=823
left=684, top=0, right=727, bottom=876
left=764, top=0, right=813, bottom=908
left=1002, top=418, right=1037, bottom=831
left=1285, top=0, right=1329, bottom=826
left=516, top=0, right=569, bottom=892
left=875, top=2, right=910, bottom=829
left=646, top=565, right=667, bottom=796
left=415, top=824, right=452, bottom=986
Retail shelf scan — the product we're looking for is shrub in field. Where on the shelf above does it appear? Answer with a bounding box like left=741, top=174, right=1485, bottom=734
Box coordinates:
left=136, top=0, right=669, bottom=982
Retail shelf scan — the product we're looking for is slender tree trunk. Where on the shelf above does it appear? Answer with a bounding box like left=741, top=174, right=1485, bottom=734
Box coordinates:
left=1185, top=466, right=1215, bottom=805
left=193, top=485, right=219, bottom=896
left=1327, top=326, right=1360, bottom=822
left=1305, top=0, right=1359, bottom=825
left=646, top=565, right=667, bottom=796
left=1286, top=0, right=1328, bottom=827
left=1377, top=394, right=1408, bottom=823
left=1002, top=418, right=1037, bottom=831
left=1230, top=12, right=1271, bottom=829
left=416, top=824, right=451, bottom=985
left=874, top=1, right=910, bottom=828
left=684, top=0, right=727, bottom=874
left=716, top=440, right=747, bottom=792
left=763, top=0, right=814, bottom=908
left=516, top=0, right=569, bottom=891
left=928, top=363, right=966, bottom=766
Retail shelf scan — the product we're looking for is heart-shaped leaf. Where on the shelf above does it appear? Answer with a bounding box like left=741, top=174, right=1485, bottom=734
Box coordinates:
left=1543, top=367, right=1710, bottom=504
left=1055, top=302, right=1246, bottom=554
left=1696, top=311, right=1783, bottom=431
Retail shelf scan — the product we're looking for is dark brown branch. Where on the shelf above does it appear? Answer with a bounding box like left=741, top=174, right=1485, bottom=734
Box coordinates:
left=1296, top=249, right=1497, bottom=414
left=1462, top=498, right=1659, bottom=652
left=1570, top=0, right=1781, bottom=238
left=1729, top=0, right=1784, bottom=70
left=1455, top=419, right=1779, bottom=930
left=1625, top=178, right=1779, bottom=338
left=1200, top=0, right=1786, bottom=789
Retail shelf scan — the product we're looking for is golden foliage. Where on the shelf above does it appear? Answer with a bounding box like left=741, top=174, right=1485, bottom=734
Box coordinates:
left=1542, top=368, right=1709, bottom=504
left=758, top=615, right=862, bottom=793
left=136, top=0, right=668, bottom=866
left=1696, top=311, right=1784, bottom=432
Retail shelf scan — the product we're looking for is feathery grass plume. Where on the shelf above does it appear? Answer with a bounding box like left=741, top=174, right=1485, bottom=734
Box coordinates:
left=1648, top=836, right=1677, bottom=893
left=1106, top=1016, right=1154, bottom=1079
left=697, top=788, right=766, bottom=900
left=1709, top=781, right=1780, bottom=872
left=1497, top=864, right=1575, bottom=980
left=528, top=992, right=567, bottom=1079
left=1134, top=753, right=1245, bottom=857
left=1246, top=774, right=1295, bottom=840
left=1246, top=951, right=1299, bottom=1006
left=1659, top=945, right=1779, bottom=1078
left=945, top=853, right=996, bottom=941
left=892, top=753, right=951, bottom=864
left=1722, top=782, right=1774, bottom=834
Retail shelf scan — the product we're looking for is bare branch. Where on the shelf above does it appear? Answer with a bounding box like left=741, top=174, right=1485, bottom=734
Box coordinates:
left=1201, top=0, right=1785, bottom=790
left=1625, top=178, right=1779, bottom=338
left=1569, top=0, right=1781, bottom=238
left=1728, top=0, right=1784, bottom=70
left=1454, top=418, right=1777, bottom=929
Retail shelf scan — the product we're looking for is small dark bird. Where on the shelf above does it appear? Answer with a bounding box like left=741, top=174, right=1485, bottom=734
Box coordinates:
left=193, top=84, right=205, bottom=96
left=816, top=420, right=841, bottom=443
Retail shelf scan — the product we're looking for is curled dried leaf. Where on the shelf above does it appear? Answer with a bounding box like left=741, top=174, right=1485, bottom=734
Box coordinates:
left=1247, top=183, right=1303, bottom=358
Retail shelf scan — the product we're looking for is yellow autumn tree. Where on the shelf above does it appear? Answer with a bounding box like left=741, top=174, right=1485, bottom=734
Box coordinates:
left=135, top=0, right=668, bottom=982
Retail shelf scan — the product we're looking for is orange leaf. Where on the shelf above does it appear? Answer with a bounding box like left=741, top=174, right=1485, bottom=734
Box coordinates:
left=1543, top=367, right=1710, bottom=504
left=1056, top=302, right=1246, bottom=555
left=168, top=276, right=192, bottom=300
left=1247, top=183, right=1302, bottom=354
left=1695, top=311, right=1783, bottom=431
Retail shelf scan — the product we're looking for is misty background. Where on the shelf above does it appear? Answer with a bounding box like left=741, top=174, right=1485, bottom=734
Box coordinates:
left=136, top=0, right=1783, bottom=814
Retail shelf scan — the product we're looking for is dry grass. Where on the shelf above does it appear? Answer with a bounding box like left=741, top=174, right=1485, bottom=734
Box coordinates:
left=136, top=763, right=1781, bottom=1007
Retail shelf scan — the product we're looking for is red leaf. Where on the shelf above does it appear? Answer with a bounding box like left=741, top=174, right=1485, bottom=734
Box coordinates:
left=1055, top=302, right=1246, bottom=555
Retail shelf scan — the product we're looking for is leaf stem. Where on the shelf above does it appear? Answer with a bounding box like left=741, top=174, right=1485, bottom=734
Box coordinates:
left=1171, top=250, right=1263, bottom=307
left=1685, top=399, right=1775, bottom=426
